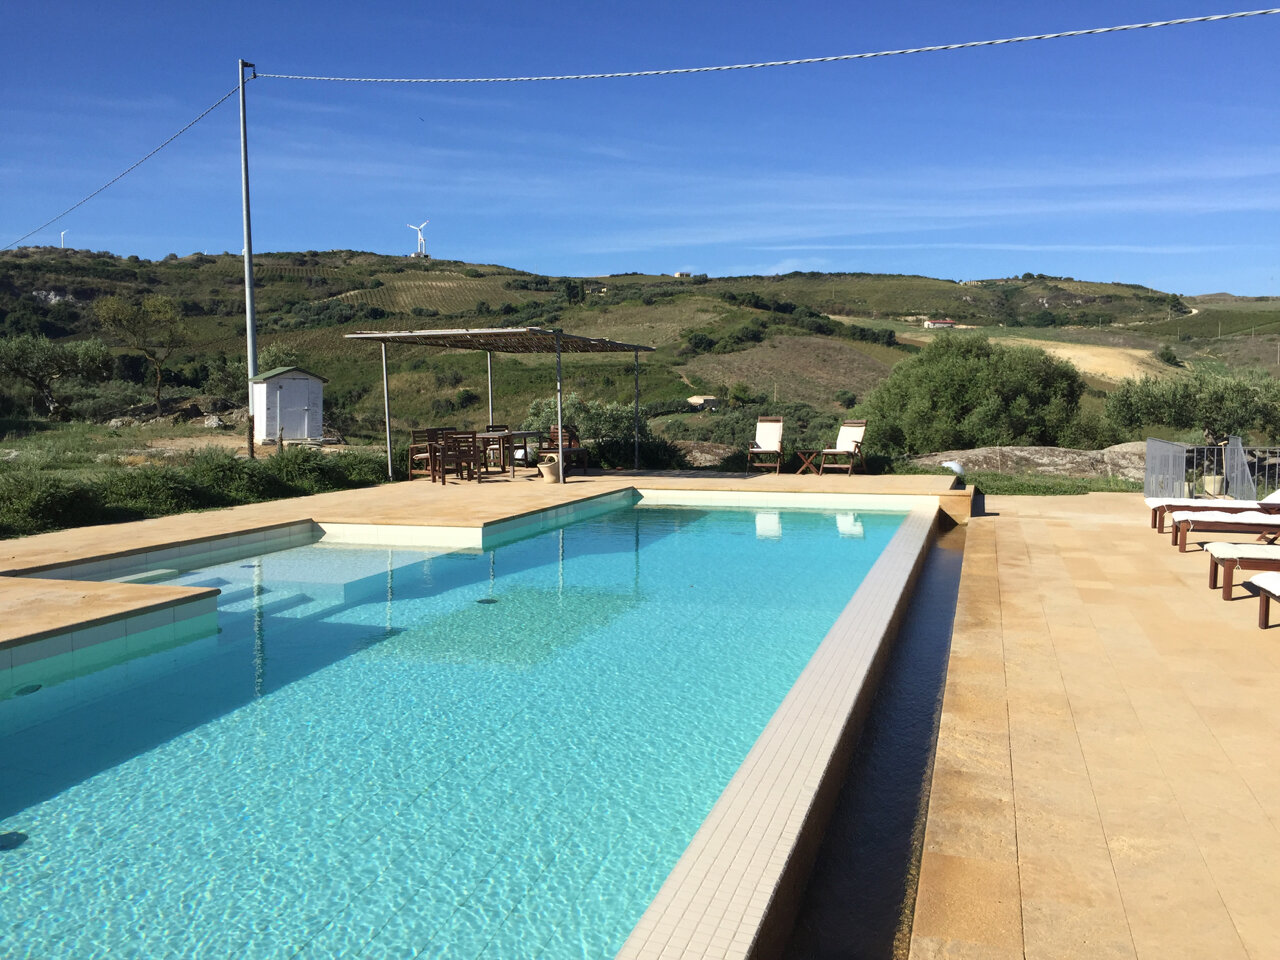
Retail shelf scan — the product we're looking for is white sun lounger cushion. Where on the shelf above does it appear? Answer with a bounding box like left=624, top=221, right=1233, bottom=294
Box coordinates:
left=1147, top=490, right=1280, bottom=510
left=1247, top=571, right=1280, bottom=596
left=1170, top=510, right=1280, bottom=526
left=1204, top=542, right=1280, bottom=561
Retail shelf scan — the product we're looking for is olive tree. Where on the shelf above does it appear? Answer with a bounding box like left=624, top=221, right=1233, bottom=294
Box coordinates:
left=94, top=294, right=188, bottom=412
left=0, top=334, right=112, bottom=418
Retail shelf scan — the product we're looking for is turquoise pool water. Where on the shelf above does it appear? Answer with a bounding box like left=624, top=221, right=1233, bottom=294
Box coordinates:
left=0, top=504, right=904, bottom=959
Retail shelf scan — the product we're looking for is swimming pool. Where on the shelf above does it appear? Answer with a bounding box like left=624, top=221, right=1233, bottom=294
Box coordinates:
left=1, top=502, right=908, bottom=958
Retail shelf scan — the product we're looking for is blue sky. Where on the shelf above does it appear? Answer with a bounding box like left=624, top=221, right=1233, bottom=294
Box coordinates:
left=4, top=2, right=1278, bottom=294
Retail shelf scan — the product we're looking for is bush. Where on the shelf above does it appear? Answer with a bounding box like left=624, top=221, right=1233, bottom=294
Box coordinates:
left=861, top=334, right=1086, bottom=456
left=101, top=465, right=207, bottom=520
left=256, top=446, right=340, bottom=494
left=588, top=437, right=689, bottom=470
left=1156, top=344, right=1179, bottom=366
left=181, top=448, right=290, bottom=504
left=0, top=471, right=101, bottom=536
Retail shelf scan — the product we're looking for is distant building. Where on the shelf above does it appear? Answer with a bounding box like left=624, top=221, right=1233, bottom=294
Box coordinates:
left=923, top=319, right=956, bottom=329
left=673, top=271, right=692, bottom=278
left=687, top=395, right=719, bottom=411
left=959, top=280, right=984, bottom=286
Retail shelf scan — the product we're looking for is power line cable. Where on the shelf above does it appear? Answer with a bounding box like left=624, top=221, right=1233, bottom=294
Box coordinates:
left=259, top=8, right=1280, bottom=84
left=3, top=85, right=242, bottom=250
left=7, top=9, right=1278, bottom=249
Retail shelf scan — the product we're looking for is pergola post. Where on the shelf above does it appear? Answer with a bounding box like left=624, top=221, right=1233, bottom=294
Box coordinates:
left=486, top=351, right=493, bottom=426
left=633, top=349, right=640, bottom=470
left=555, top=330, right=564, bottom=484
left=381, top=341, right=393, bottom=480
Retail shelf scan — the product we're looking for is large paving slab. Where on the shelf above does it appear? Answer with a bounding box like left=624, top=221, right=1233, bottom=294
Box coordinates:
left=910, top=492, right=1280, bottom=960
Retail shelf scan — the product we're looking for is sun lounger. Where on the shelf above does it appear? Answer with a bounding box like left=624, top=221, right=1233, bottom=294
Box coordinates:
left=1248, top=571, right=1280, bottom=628
left=1147, top=489, right=1280, bottom=532
left=818, top=419, right=867, bottom=474
left=1170, top=510, right=1280, bottom=552
left=1204, top=541, right=1280, bottom=599
left=747, top=416, right=784, bottom=474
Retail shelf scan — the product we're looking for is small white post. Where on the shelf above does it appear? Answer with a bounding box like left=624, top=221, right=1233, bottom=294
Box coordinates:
left=381, top=341, right=393, bottom=480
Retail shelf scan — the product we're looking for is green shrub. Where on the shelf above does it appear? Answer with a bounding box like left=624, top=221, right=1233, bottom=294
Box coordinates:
left=257, top=446, right=339, bottom=494
left=588, top=437, right=688, bottom=470
left=182, top=448, right=290, bottom=504
left=861, top=334, right=1086, bottom=456
left=101, top=465, right=206, bottom=519
left=0, top=471, right=101, bottom=536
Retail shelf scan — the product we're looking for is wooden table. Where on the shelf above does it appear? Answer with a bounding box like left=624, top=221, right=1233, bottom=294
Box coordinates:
left=795, top=449, right=821, bottom=475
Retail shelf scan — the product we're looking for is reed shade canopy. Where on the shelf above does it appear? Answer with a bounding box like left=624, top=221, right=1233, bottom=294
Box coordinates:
left=344, top=327, right=655, bottom=482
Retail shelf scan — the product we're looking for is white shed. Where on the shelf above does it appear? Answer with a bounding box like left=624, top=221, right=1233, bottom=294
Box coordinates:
left=250, top=367, right=327, bottom=444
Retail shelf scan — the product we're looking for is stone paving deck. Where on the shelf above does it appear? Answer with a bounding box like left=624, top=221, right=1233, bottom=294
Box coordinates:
left=0, top=471, right=965, bottom=644
left=909, top=492, right=1280, bottom=960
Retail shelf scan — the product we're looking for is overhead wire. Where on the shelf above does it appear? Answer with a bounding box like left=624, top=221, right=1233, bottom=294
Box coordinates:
left=258, top=9, right=1280, bottom=84
left=6, top=8, right=1280, bottom=249
left=3, top=85, right=242, bottom=250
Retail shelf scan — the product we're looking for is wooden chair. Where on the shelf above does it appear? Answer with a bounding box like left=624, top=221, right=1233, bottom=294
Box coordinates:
left=747, top=417, right=784, bottom=474
left=818, top=419, right=868, bottom=475
left=542, top=425, right=590, bottom=475
left=483, top=424, right=509, bottom=472
left=434, top=431, right=483, bottom=484
left=407, top=426, right=456, bottom=480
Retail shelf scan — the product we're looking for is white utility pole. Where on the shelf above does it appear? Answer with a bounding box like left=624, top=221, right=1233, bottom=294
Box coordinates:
left=59, top=230, right=67, bottom=248
left=239, top=59, right=259, bottom=411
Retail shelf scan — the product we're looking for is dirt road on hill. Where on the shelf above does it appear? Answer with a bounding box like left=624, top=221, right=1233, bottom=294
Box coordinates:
left=999, top=338, right=1171, bottom=382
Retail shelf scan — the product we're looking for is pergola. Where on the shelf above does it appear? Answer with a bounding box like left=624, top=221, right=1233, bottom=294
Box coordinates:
left=344, top=327, right=655, bottom=482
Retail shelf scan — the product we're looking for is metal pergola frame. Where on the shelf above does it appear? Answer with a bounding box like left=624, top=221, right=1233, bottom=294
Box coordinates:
left=344, top=327, right=655, bottom=483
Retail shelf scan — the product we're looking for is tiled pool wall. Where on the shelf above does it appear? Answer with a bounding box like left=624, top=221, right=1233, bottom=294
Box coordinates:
left=617, top=504, right=940, bottom=960
left=1, top=609, right=219, bottom=704
left=15, top=520, right=318, bottom=583
left=315, top=487, right=641, bottom=550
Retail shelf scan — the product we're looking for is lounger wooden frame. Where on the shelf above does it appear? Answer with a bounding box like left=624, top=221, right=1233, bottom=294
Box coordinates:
left=1208, top=551, right=1280, bottom=600
left=1173, top=517, right=1280, bottom=552
left=1150, top=501, right=1280, bottom=533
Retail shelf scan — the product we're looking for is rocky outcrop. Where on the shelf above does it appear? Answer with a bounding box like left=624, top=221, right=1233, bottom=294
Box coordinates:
left=672, top=441, right=736, bottom=468
left=910, top=441, right=1145, bottom=481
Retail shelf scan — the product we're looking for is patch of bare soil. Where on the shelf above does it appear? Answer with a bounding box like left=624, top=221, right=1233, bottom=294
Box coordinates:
left=999, top=338, right=1171, bottom=382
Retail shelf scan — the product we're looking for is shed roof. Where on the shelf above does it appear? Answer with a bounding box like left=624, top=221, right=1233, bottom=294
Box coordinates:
left=249, top=366, right=329, bottom=383
left=344, top=326, right=654, bottom=354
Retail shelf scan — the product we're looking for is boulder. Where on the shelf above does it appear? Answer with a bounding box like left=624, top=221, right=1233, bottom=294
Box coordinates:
left=910, top=442, right=1145, bottom=481
left=203, top=415, right=224, bottom=429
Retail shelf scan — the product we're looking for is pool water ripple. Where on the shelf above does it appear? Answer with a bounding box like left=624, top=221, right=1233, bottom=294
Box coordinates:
left=1, top=506, right=904, bottom=959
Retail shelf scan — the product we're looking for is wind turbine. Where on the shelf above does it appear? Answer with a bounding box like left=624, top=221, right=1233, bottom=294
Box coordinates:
left=407, top=221, right=428, bottom=256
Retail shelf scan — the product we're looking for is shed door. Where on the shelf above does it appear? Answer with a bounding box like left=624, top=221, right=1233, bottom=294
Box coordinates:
left=278, top=381, right=310, bottom=440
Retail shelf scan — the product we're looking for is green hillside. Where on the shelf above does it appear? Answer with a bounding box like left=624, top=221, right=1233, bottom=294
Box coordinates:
left=1, top=246, right=1273, bottom=444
